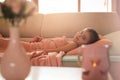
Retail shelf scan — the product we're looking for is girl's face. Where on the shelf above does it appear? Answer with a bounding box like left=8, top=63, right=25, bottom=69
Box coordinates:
left=73, top=28, right=91, bottom=45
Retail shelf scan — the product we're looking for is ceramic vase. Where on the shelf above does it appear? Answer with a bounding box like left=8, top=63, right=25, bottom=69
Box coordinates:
left=0, top=26, right=31, bottom=80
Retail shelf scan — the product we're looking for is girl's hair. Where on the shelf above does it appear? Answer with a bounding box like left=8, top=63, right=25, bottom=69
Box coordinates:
left=87, top=28, right=100, bottom=44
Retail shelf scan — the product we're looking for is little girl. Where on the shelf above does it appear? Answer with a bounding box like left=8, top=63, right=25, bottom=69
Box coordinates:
left=0, top=28, right=100, bottom=55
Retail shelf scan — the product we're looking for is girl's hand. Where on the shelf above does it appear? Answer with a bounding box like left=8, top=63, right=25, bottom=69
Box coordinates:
left=43, top=49, right=49, bottom=54
left=29, top=35, right=43, bottom=43
left=28, top=50, right=46, bottom=59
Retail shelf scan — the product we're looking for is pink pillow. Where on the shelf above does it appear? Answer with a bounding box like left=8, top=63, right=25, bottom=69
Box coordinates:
left=67, top=47, right=79, bottom=55
left=67, top=39, right=112, bottom=55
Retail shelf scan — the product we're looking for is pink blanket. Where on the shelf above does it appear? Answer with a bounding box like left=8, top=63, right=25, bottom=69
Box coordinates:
left=30, top=51, right=65, bottom=66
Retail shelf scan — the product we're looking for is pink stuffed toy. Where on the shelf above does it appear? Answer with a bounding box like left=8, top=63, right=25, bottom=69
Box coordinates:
left=78, top=39, right=112, bottom=80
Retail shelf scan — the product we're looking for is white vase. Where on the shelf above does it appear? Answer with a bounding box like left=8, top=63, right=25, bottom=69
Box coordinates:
left=0, top=26, right=31, bottom=80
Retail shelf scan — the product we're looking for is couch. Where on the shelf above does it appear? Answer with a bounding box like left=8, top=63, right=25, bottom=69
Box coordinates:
left=0, top=13, right=120, bottom=80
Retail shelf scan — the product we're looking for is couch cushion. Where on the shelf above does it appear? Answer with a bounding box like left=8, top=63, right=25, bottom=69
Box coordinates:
left=41, top=13, right=120, bottom=38
left=104, top=31, right=120, bottom=55
left=0, top=14, right=44, bottom=37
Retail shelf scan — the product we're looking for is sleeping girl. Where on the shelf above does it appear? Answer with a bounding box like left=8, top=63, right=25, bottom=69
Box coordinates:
left=0, top=28, right=100, bottom=57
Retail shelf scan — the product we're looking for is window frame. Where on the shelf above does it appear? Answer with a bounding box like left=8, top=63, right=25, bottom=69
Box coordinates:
left=79, top=0, right=113, bottom=12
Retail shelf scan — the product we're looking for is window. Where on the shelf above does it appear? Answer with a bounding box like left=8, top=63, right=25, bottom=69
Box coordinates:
left=0, top=0, right=112, bottom=13
left=0, top=0, right=4, bottom=2
left=38, top=0, right=112, bottom=14
left=38, top=0, right=78, bottom=14
left=27, top=0, right=32, bottom=1
left=80, top=0, right=112, bottom=12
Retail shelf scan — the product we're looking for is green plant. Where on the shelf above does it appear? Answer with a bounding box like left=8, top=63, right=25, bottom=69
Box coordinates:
left=0, top=1, right=35, bottom=27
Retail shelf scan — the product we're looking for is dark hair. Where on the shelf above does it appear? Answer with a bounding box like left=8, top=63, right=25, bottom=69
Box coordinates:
left=87, top=28, right=100, bottom=44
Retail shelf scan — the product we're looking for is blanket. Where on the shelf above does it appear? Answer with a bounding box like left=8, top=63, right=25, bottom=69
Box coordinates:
left=0, top=51, right=65, bottom=67
left=30, top=51, right=65, bottom=66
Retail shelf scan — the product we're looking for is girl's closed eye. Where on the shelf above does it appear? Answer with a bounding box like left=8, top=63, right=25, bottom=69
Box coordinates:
left=79, top=31, right=86, bottom=40
left=82, top=35, right=86, bottom=40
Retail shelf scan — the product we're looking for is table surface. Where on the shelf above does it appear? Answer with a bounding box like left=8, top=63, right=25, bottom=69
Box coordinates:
left=0, top=66, right=113, bottom=80
left=0, top=66, right=82, bottom=80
